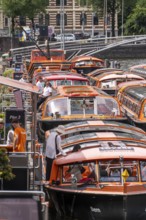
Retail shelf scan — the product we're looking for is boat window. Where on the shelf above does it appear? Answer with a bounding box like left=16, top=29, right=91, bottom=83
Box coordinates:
left=140, top=161, right=146, bottom=181
left=143, top=104, right=146, bottom=118
left=45, top=98, right=68, bottom=116
left=99, top=160, right=138, bottom=182
left=73, top=80, right=87, bottom=85
left=96, top=97, right=119, bottom=115
left=70, top=98, right=94, bottom=115
left=62, top=162, right=96, bottom=183
left=57, top=80, right=72, bottom=86
left=101, top=80, right=116, bottom=89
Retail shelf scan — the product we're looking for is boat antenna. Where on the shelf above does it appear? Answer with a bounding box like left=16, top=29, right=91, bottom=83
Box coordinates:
left=19, top=25, right=50, bottom=60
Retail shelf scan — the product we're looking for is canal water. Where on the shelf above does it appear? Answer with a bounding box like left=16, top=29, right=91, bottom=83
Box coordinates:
left=48, top=58, right=146, bottom=220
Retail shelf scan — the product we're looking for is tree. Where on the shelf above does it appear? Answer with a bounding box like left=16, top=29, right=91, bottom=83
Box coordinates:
left=2, top=0, right=48, bottom=37
left=0, top=148, right=15, bottom=182
left=124, top=0, right=146, bottom=35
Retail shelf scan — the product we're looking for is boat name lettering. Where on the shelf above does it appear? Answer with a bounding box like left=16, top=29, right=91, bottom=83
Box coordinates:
left=90, top=207, right=101, bottom=213
left=99, top=147, right=134, bottom=151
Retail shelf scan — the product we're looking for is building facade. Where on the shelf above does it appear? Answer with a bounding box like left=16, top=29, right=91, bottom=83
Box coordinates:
left=0, top=0, right=117, bottom=37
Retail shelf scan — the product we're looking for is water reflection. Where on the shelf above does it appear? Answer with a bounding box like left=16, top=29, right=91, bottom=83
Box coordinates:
left=117, top=58, right=146, bottom=70
left=48, top=208, right=78, bottom=220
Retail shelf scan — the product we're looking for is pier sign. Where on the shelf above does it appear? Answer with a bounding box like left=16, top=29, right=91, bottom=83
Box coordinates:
left=5, top=108, right=25, bottom=140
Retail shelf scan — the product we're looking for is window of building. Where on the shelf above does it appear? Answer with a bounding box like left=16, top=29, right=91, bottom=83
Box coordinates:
left=56, top=14, right=60, bottom=26
left=64, top=14, right=67, bottom=26
left=80, top=12, right=87, bottom=26
left=39, top=14, right=44, bottom=25
left=56, top=0, right=67, bottom=6
left=19, top=16, right=26, bottom=26
left=45, top=14, right=49, bottom=26
left=93, top=13, right=98, bottom=25
left=4, top=17, right=8, bottom=27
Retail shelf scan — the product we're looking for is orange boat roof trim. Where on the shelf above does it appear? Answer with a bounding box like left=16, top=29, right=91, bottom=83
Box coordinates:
left=58, top=85, right=98, bottom=97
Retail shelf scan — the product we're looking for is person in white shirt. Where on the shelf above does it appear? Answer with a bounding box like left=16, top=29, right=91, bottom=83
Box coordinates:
left=36, top=76, right=44, bottom=94
left=37, top=80, right=52, bottom=109
left=45, top=125, right=66, bottom=181
left=19, top=74, right=28, bottom=83
left=7, top=125, right=14, bottom=145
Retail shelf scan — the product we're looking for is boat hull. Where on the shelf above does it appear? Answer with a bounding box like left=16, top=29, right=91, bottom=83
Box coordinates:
left=47, top=188, right=146, bottom=220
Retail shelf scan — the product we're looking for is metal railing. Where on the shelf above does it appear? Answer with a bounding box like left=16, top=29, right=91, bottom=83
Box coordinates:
left=9, top=34, right=146, bottom=60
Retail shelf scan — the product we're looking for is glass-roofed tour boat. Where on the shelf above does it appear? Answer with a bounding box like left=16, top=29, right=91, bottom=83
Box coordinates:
left=45, top=120, right=146, bottom=220
left=37, top=85, right=126, bottom=139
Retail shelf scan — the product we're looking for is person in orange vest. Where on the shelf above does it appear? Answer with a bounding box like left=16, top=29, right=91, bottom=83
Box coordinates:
left=11, top=118, right=26, bottom=152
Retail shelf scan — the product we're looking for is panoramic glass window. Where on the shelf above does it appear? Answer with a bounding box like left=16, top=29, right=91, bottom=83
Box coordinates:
left=96, top=97, right=119, bottom=115
left=62, top=162, right=96, bottom=183
left=99, top=160, right=138, bottom=182
left=57, top=80, right=72, bottom=86
left=70, top=98, right=94, bottom=115
left=73, top=80, right=87, bottom=85
left=45, top=98, right=68, bottom=116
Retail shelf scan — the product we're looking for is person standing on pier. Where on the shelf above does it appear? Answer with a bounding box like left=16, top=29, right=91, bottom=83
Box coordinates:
left=11, top=118, right=26, bottom=152
left=45, top=125, right=66, bottom=181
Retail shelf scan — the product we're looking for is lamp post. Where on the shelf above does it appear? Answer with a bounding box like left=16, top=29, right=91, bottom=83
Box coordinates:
left=105, top=0, right=108, bottom=44
left=60, top=0, right=65, bottom=50
left=92, top=12, right=95, bottom=38
left=121, top=0, right=124, bottom=37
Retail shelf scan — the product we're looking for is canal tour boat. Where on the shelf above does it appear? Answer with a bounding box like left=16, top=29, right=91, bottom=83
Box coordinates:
left=27, top=49, right=72, bottom=78
left=45, top=121, right=146, bottom=220
left=33, top=71, right=89, bottom=88
left=117, top=80, right=146, bottom=130
left=70, top=55, right=105, bottom=75
left=89, top=71, right=144, bottom=96
left=37, top=85, right=126, bottom=136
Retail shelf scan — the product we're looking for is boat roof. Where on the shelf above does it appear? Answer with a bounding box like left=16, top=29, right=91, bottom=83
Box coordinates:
left=60, top=120, right=146, bottom=137
left=34, top=70, right=79, bottom=78
left=129, top=64, right=146, bottom=71
left=56, top=141, right=146, bottom=165
left=57, top=85, right=99, bottom=97
left=71, top=55, right=104, bottom=63
left=87, top=68, right=122, bottom=77
left=117, top=80, right=146, bottom=90
left=42, top=74, right=88, bottom=81
left=97, top=73, right=144, bottom=81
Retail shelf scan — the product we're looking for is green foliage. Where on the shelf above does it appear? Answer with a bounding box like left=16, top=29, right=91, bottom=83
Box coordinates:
left=124, top=1, right=146, bottom=35
left=0, top=148, right=15, bottom=181
left=3, top=69, right=14, bottom=78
